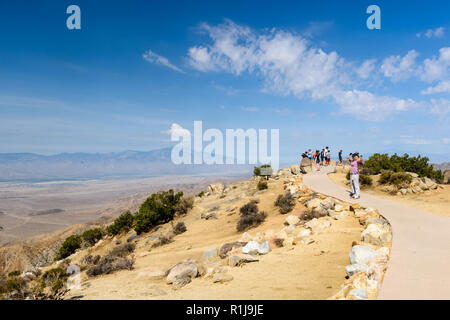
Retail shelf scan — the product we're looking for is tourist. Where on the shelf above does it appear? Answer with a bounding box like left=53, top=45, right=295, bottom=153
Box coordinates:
left=307, top=149, right=312, bottom=160
left=326, top=147, right=331, bottom=165
left=338, top=149, right=343, bottom=165
left=314, top=150, right=321, bottom=171
left=348, top=153, right=364, bottom=199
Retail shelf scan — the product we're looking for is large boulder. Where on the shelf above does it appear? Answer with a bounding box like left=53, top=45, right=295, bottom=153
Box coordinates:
left=242, top=241, right=271, bottom=255
left=361, top=224, right=392, bottom=246
left=284, top=215, right=300, bottom=226
left=208, top=183, right=225, bottom=194
left=219, top=242, right=247, bottom=259
left=166, top=260, right=198, bottom=284
left=349, top=245, right=382, bottom=266
left=306, top=198, right=322, bottom=210
left=290, top=164, right=301, bottom=175
left=345, top=264, right=370, bottom=277
left=203, top=248, right=219, bottom=261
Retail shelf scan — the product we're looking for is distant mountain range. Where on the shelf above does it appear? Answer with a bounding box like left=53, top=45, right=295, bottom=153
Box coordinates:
left=433, top=162, right=450, bottom=172
left=0, top=148, right=255, bottom=181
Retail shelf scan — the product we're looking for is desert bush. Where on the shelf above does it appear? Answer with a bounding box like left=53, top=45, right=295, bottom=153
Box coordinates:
left=253, top=164, right=271, bottom=176
left=274, top=193, right=295, bottom=214
left=8, top=270, right=21, bottom=277
left=379, top=170, right=393, bottom=184
left=197, top=191, right=205, bottom=198
left=86, top=255, right=134, bottom=277
left=359, top=167, right=375, bottom=175
left=0, top=277, right=27, bottom=298
left=56, top=235, right=82, bottom=261
left=134, top=189, right=183, bottom=234
left=363, top=153, right=443, bottom=179
left=257, top=180, right=268, bottom=190
left=360, top=174, right=373, bottom=186
left=151, top=234, right=174, bottom=248
left=172, top=222, right=187, bottom=235
left=273, top=238, right=284, bottom=248
left=106, top=211, right=134, bottom=236
left=175, top=196, right=194, bottom=216
left=82, top=228, right=104, bottom=247
left=110, top=243, right=135, bottom=258
left=236, top=201, right=267, bottom=232
left=389, top=172, right=412, bottom=187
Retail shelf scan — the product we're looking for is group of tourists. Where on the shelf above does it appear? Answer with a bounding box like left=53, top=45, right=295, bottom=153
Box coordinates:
left=301, top=147, right=364, bottom=199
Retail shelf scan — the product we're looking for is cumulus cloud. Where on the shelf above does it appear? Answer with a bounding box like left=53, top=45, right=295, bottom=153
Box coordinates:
left=333, top=90, right=420, bottom=121
left=143, top=50, right=185, bottom=73
left=429, top=98, right=450, bottom=115
left=356, top=59, right=376, bottom=79
left=187, top=20, right=422, bottom=121
left=162, top=123, right=191, bottom=136
left=416, top=27, right=445, bottom=38
left=381, top=50, right=419, bottom=82
left=421, top=80, right=450, bottom=94
left=420, top=47, right=450, bottom=82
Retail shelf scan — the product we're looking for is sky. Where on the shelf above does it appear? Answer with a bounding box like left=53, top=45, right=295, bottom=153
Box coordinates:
left=0, top=0, right=449, bottom=162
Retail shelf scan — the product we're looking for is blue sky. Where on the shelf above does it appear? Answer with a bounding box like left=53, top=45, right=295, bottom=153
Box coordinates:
left=0, top=0, right=449, bottom=162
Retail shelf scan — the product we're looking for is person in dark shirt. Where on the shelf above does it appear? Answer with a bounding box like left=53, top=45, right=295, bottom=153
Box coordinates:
left=338, top=149, right=343, bottom=165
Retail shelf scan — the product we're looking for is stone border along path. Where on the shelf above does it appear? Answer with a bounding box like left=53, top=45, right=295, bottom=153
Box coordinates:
left=302, top=165, right=450, bottom=300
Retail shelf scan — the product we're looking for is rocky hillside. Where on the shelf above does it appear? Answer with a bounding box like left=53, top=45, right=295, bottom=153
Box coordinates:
left=0, top=165, right=392, bottom=300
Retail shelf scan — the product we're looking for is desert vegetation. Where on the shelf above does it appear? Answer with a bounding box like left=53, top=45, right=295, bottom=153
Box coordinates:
left=253, top=164, right=271, bottom=176
left=236, top=200, right=267, bottom=232
left=274, top=193, right=296, bottom=214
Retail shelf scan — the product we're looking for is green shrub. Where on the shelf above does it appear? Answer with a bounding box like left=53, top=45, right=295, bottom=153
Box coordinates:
left=257, top=180, right=268, bottom=190
left=360, top=174, right=373, bottom=186
left=388, top=172, right=412, bottom=187
left=8, top=270, right=21, bottom=277
left=364, top=153, right=443, bottom=179
left=274, top=193, right=295, bottom=214
left=110, top=243, right=135, bottom=258
left=134, top=189, right=183, bottom=235
left=197, top=191, right=205, bottom=198
left=379, top=170, right=393, bottom=184
left=1, top=277, right=26, bottom=297
left=253, top=164, right=271, bottom=176
left=106, top=211, right=134, bottom=236
left=82, top=228, right=104, bottom=246
left=236, top=201, right=267, bottom=232
left=56, top=235, right=82, bottom=260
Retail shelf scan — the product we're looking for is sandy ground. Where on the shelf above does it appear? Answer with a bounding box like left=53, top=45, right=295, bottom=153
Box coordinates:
left=65, top=176, right=363, bottom=300
left=328, top=171, right=450, bottom=217
left=0, top=176, right=239, bottom=245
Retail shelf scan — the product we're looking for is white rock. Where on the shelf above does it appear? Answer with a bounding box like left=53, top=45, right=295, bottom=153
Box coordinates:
left=345, top=264, right=370, bottom=277
left=349, top=245, right=382, bottom=266
left=284, top=215, right=300, bottom=226
left=297, top=229, right=312, bottom=238
left=334, top=204, right=343, bottom=212
left=241, top=240, right=271, bottom=255
left=361, top=223, right=392, bottom=246
left=349, top=288, right=368, bottom=300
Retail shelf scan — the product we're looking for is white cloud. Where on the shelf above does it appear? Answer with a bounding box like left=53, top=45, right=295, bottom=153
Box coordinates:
left=356, top=59, right=376, bottom=79
left=416, top=27, right=445, bottom=38
left=430, top=98, right=450, bottom=115
left=421, top=80, right=450, bottom=94
left=143, top=50, right=185, bottom=73
left=402, top=138, right=432, bottom=145
left=443, top=138, right=450, bottom=144
left=187, top=20, right=422, bottom=121
left=333, top=90, right=420, bottom=121
left=241, top=106, right=260, bottom=112
left=162, top=123, right=191, bottom=136
left=420, top=47, right=450, bottom=82
left=381, top=50, right=419, bottom=82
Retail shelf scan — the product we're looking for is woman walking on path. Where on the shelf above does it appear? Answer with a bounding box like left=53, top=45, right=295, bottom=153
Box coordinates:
left=349, top=153, right=364, bottom=199
left=314, top=150, right=321, bottom=171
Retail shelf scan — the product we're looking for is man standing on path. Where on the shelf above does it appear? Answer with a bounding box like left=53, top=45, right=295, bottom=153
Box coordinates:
left=338, top=149, right=343, bottom=165
left=349, top=153, right=363, bottom=199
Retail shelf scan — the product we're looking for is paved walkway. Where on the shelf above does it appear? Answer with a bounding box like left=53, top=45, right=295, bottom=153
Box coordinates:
left=302, top=166, right=450, bottom=300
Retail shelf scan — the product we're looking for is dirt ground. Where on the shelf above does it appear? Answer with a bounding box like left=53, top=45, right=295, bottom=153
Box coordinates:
left=65, top=176, right=363, bottom=300
left=328, top=172, right=450, bottom=217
